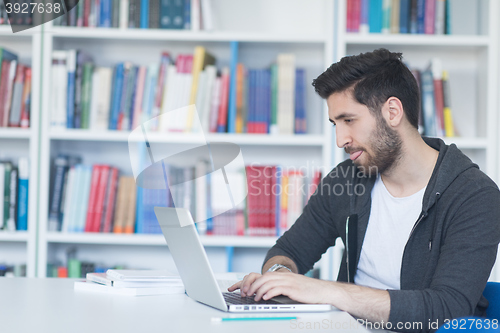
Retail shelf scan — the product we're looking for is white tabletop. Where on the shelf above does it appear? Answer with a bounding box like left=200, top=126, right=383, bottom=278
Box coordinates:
left=0, top=277, right=372, bottom=333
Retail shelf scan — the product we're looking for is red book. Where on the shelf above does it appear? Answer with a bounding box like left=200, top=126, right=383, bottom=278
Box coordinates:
left=352, top=0, right=361, bottom=32
left=57, top=267, right=68, bottom=278
left=346, top=0, right=353, bottom=32
left=245, top=166, right=257, bottom=236
left=216, top=68, right=230, bottom=133
left=0, top=60, right=11, bottom=127
left=183, top=55, right=193, bottom=73
left=83, top=0, right=91, bottom=27
left=92, top=165, right=110, bottom=232
left=176, top=54, right=186, bottom=73
left=154, top=53, right=170, bottom=111
left=433, top=77, right=445, bottom=136
left=269, top=166, right=277, bottom=236
left=102, top=167, right=119, bottom=233
left=19, top=67, right=31, bottom=128
left=84, top=165, right=101, bottom=232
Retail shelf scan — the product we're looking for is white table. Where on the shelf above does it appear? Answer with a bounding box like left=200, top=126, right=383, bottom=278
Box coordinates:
left=0, top=278, right=372, bottom=333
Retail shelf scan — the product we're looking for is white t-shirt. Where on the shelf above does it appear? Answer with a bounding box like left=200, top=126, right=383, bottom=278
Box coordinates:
left=354, top=175, right=426, bottom=290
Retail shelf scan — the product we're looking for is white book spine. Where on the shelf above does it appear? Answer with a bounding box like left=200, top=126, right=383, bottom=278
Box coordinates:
left=0, top=163, right=4, bottom=229
left=200, top=0, right=213, bottom=31
left=51, top=51, right=68, bottom=129
left=119, top=0, right=129, bottom=29
left=191, top=0, right=201, bottom=31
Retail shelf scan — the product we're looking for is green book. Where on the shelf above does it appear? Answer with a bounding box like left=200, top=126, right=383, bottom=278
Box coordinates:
left=2, top=162, right=12, bottom=229
left=80, top=63, right=94, bottom=129
left=68, top=258, right=82, bottom=278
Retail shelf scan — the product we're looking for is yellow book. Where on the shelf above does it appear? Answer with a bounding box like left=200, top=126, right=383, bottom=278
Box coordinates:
left=185, top=46, right=216, bottom=131
left=235, top=63, right=245, bottom=133
left=442, top=70, right=455, bottom=137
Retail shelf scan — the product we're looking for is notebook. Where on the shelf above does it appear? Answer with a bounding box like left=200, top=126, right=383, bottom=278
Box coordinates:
left=153, top=207, right=333, bottom=313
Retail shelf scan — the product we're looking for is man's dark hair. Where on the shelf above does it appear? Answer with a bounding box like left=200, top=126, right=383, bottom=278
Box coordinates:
left=312, top=48, right=420, bottom=129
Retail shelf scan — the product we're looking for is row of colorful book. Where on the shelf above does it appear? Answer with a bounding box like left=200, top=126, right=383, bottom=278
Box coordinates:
left=0, top=158, right=29, bottom=231
left=412, top=58, right=455, bottom=138
left=50, top=47, right=306, bottom=135
left=0, top=48, right=31, bottom=128
left=48, top=155, right=321, bottom=237
left=53, top=0, right=214, bottom=31
left=47, top=258, right=122, bottom=278
left=347, top=0, right=479, bottom=35
left=0, top=263, right=26, bottom=277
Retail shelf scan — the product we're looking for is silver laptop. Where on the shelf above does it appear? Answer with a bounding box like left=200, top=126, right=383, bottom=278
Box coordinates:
left=154, top=207, right=333, bottom=313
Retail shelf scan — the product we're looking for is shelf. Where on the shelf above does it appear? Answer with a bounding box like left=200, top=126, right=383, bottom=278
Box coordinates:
left=344, top=33, right=490, bottom=47
left=45, top=232, right=277, bottom=248
left=49, top=129, right=326, bottom=146
left=0, top=128, right=32, bottom=139
left=47, top=27, right=327, bottom=44
left=0, top=26, right=34, bottom=38
left=0, top=231, right=29, bottom=242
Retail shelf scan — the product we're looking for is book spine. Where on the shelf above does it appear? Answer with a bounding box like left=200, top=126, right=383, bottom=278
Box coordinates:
left=149, top=0, right=160, bottom=28
left=8, top=64, right=25, bottom=127
left=170, top=0, right=184, bottom=29
left=80, top=62, right=94, bottom=129
left=160, top=0, right=172, bottom=28
left=399, top=0, right=410, bottom=33
left=424, top=0, right=435, bottom=34
left=416, top=0, right=425, bottom=33
left=16, top=158, right=28, bottom=231
left=216, top=67, right=230, bottom=133
left=6, top=166, right=17, bottom=231
left=227, top=41, right=238, bottom=133
left=85, top=165, right=101, bottom=232
left=93, top=165, right=110, bottom=232
left=19, top=67, right=31, bottom=129
left=140, top=0, right=149, bottom=28
left=442, top=70, right=454, bottom=137
left=369, top=0, right=383, bottom=33
left=109, top=63, right=124, bottom=130
left=48, top=156, right=68, bottom=231
left=102, top=167, right=118, bottom=232
left=119, top=0, right=129, bottom=28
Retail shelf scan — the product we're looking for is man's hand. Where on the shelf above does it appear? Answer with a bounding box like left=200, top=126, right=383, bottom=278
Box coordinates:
left=228, top=272, right=391, bottom=324
left=228, top=272, right=332, bottom=304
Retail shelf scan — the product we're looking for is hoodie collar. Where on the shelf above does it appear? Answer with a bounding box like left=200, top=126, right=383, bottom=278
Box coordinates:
left=421, top=137, right=477, bottom=213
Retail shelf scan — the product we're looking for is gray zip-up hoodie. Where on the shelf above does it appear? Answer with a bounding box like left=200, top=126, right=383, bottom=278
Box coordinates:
left=264, top=137, right=500, bottom=332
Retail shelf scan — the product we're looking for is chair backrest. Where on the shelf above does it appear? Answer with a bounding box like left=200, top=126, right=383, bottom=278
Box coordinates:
left=484, top=282, right=500, bottom=320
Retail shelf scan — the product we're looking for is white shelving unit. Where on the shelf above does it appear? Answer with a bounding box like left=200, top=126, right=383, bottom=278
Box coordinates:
left=36, top=0, right=335, bottom=278
left=331, top=0, right=499, bottom=281
left=0, top=26, right=42, bottom=277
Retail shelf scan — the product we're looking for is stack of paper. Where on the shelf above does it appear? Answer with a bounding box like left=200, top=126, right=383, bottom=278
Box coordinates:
left=74, top=269, right=185, bottom=296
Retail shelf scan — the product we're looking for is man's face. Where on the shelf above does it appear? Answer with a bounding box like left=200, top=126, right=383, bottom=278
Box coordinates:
left=327, top=91, right=402, bottom=176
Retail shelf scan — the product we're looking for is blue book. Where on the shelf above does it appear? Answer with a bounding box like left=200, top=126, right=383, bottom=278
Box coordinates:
left=16, top=158, right=28, bottom=231
left=160, top=0, right=172, bottom=29
left=410, top=0, right=418, bottom=33
left=294, top=69, right=306, bottom=134
left=100, top=0, right=111, bottom=27
left=368, top=0, right=383, bottom=33
left=227, top=41, right=238, bottom=133
left=135, top=185, right=143, bottom=233
left=66, top=50, right=76, bottom=129
left=183, top=0, right=190, bottom=29
left=140, top=0, right=150, bottom=28
left=108, top=63, right=124, bottom=130
left=416, top=0, right=425, bottom=34
left=360, top=0, right=369, bottom=32
left=264, top=69, right=271, bottom=133
left=400, top=0, right=411, bottom=33
left=75, top=165, right=92, bottom=233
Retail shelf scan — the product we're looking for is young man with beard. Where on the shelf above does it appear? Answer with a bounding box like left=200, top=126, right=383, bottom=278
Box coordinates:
left=229, top=49, right=500, bottom=332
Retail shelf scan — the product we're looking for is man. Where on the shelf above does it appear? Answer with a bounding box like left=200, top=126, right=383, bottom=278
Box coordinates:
left=229, top=48, right=500, bottom=332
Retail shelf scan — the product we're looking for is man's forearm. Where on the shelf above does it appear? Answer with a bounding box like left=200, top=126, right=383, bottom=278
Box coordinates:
left=262, top=255, right=299, bottom=274
left=326, top=281, right=390, bottom=324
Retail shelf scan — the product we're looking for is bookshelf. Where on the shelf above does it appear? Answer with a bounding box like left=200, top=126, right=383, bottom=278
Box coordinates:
left=0, top=26, right=41, bottom=277
left=36, top=0, right=335, bottom=278
left=332, top=0, right=499, bottom=281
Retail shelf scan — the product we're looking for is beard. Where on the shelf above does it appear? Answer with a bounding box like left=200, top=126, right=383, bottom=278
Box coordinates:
left=345, top=115, right=402, bottom=177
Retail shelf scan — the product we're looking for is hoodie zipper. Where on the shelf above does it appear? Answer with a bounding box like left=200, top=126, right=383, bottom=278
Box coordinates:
left=408, top=211, right=427, bottom=242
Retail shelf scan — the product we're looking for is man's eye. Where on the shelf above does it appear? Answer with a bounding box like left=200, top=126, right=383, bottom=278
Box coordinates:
left=345, top=119, right=352, bottom=123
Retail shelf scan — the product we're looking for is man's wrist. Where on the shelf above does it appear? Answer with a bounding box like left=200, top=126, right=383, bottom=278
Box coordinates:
left=266, top=263, right=293, bottom=273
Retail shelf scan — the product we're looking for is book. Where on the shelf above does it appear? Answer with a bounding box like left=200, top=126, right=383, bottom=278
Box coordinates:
left=442, top=70, right=455, bottom=137
left=87, top=272, right=183, bottom=287
left=106, top=269, right=179, bottom=281
left=74, top=280, right=185, bottom=296
left=16, top=158, right=28, bottom=231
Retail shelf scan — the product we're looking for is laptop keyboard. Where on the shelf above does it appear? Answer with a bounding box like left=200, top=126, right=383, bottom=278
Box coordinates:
left=223, top=292, right=280, bottom=305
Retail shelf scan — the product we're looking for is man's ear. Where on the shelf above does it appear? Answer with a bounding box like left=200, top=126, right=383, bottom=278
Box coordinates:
left=384, top=97, right=404, bottom=127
